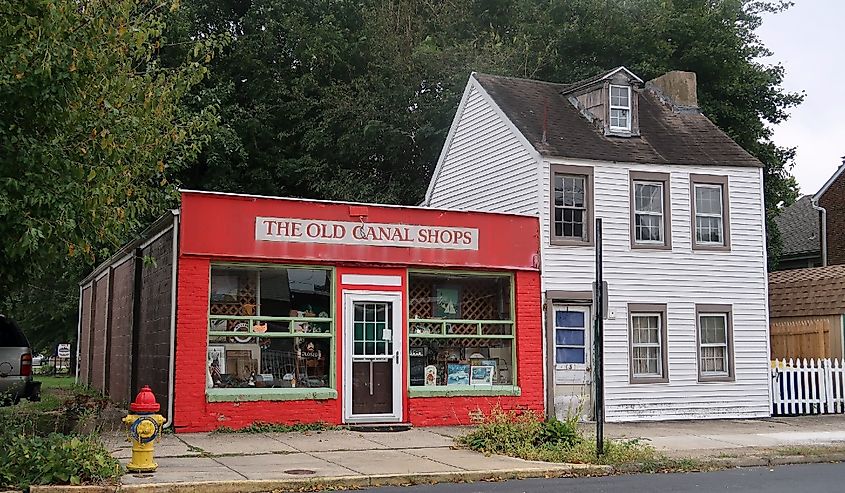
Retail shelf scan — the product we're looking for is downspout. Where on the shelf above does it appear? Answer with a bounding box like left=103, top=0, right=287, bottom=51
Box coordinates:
left=164, top=210, right=180, bottom=429
left=811, top=198, right=828, bottom=266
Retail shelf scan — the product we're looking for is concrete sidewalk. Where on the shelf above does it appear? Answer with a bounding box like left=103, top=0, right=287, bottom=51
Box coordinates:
left=602, top=414, right=845, bottom=459
left=100, top=415, right=845, bottom=491
left=103, top=427, right=595, bottom=487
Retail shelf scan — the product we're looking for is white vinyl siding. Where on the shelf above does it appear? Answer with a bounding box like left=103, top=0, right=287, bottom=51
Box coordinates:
left=427, top=82, right=539, bottom=215
left=541, top=159, right=769, bottom=421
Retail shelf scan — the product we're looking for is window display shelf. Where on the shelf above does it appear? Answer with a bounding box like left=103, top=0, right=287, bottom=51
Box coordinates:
left=408, top=385, right=521, bottom=398
left=206, top=387, right=337, bottom=402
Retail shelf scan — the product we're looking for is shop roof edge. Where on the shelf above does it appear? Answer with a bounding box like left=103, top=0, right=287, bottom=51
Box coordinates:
left=178, top=188, right=538, bottom=219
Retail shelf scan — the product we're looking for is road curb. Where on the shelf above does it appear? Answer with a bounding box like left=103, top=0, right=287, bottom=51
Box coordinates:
left=29, top=464, right=612, bottom=493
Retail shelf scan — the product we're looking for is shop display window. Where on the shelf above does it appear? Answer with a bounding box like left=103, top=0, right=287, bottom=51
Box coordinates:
left=408, top=272, right=515, bottom=387
left=207, top=265, right=333, bottom=390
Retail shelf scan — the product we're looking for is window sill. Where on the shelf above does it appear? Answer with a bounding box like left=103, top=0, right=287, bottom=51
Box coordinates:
left=550, top=239, right=594, bottom=247
left=408, top=385, right=521, bottom=398
left=206, top=387, right=338, bottom=402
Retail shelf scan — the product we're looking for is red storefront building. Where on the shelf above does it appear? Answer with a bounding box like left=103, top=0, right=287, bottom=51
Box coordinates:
left=77, top=190, right=543, bottom=431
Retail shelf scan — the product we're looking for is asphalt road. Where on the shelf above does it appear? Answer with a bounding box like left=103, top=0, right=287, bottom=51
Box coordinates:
left=350, top=463, right=845, bottom=492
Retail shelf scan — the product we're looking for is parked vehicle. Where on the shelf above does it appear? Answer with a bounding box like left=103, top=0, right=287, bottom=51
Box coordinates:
left=32, top=353, right=44, bottom=366
left=0, top=314, right=40, bottom=404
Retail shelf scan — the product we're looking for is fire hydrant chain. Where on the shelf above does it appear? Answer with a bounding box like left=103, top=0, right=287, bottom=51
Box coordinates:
left=123, top=385, right=165, bottom=473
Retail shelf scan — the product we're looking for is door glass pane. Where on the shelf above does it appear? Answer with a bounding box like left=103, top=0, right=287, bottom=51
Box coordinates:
left=556, top=311, right=585, bottom=328
left=353, top=302, right=392, bottom=356
left=556, top=347, right=585, bottom=364
left=556, top=329, right=585, bottom=346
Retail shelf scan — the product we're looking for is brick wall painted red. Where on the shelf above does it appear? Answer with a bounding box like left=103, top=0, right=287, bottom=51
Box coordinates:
left=173, top=256, right=341, bottom=432
left=407, top=270, right=544, bottom=426
left=820, top=169, right=845, bottom=266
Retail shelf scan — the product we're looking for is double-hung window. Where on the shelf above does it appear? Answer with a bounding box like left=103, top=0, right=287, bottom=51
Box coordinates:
left=696, top=305, right=734, bottom=382
left=550, top=165, right=593, bottom=245
left=630, top=171, right=671, bottom=248
left=609, top=85, right=632, bottom=132
left=628, top=304, right=668, bottom=383
left=691, top=174, right=731, bottom=250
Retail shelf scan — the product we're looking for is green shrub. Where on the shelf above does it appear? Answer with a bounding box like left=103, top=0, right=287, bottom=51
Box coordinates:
left=458, top=407, right=663, bottom=468
left=0, top=432, right=122, bottom=489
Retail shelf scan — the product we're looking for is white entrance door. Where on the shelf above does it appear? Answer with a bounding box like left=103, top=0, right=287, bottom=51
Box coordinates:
left=343, top=291, right=403, bottom=423
left=553, top=305, right=592, bottom=416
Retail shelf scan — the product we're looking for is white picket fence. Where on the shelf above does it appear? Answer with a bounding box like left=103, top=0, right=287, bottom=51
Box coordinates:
left=770, top=358, right=845, bottom=416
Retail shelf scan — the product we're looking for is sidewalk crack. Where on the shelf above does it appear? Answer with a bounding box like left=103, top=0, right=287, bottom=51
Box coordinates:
left=209, top=456, right=249, bottom=480
left=306, top=451, right=363, bottom=475
left=400, top=449, right=468, bottom=471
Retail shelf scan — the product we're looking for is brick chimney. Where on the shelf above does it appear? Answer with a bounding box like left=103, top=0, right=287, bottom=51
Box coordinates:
left=646, top=71, right=698, bottom=108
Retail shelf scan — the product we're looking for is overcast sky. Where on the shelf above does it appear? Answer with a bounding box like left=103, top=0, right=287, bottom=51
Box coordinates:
left=757, top=1, right=844, bottom=196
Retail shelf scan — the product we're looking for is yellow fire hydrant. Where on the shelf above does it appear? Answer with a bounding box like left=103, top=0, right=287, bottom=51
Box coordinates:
left=123, top=385, right=166, bottom=473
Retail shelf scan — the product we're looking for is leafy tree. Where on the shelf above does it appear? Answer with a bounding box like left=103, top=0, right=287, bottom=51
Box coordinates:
left=0, top=0, right=224, bottom=348
left=177, top=0, right=801, bottom=268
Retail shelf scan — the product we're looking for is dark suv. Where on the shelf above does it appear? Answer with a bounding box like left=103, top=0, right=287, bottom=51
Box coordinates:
left=0, top=315, right=40, bottom=404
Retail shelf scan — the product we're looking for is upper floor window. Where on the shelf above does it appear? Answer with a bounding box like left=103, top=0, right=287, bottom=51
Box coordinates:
left=690, top=174, right=731, bottom=251
left=630, top=171, right=671, bottom=249
left=609, top=85, right=631, bottom=131
left=550, top=164, right=594, bottom=246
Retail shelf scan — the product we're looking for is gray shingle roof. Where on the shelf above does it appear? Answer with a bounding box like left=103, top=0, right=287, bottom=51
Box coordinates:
left=773, top=195, right=821, bottom=257
left=473, top=73, right=762, bottom=167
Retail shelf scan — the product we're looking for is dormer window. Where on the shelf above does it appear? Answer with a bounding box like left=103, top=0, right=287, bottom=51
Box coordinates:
left=609, top=85, right=631, bottom=132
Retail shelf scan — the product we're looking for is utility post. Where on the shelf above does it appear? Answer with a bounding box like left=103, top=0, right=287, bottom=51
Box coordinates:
left=594, top=218, right=605, bottom=456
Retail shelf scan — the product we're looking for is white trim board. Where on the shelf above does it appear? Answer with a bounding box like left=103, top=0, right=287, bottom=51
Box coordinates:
left=341, top=274, right=402, bottom=287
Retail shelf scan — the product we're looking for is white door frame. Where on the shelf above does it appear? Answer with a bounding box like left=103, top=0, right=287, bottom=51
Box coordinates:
left=342, top=290, right=404, bottom=423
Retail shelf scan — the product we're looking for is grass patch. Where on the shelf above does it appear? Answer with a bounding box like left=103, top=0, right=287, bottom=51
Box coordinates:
left=457, top=408, right=706, bottom=472
left=213, top=421, right=339, bottom=433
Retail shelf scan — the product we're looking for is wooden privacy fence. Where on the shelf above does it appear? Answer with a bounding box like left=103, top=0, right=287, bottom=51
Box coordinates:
left=771, top=358, right=845, bottom=416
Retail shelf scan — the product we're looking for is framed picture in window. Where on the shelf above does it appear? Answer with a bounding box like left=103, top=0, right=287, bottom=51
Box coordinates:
left=208, top=345, right=226, bottom=377
left=446, top=363, right=470, bottom=385
left=433, top=285, right=461, bottom=319
left=470, top=365, right=494, bottom=385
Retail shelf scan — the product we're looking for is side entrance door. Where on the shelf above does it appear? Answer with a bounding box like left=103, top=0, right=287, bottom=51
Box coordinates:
left=343, top=291, right=403, bottom=423
left=552, top=305, right=592, bottom=418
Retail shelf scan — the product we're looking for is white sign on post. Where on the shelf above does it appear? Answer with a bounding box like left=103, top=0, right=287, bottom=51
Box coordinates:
left=255, top=217, right=479, bottom=251
left=57, top=343, right=71, bottom=358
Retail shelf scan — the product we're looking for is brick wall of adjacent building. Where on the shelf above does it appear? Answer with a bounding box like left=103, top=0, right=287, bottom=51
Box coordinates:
left=408, top=270, right=544, bottom=426
left=134, top=230, right=174, bottom=417
left=79, top=286, right=93, bottom=386
left=107, top=258, right=135, bottom=405
left=820, top=168, right=845, bottom=266
left=90, top=273, right=110, bottom=392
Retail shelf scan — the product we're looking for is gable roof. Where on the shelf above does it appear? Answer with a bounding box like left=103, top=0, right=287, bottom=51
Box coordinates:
left=769, top=264, right=845, bottom=318
left=773, top=195, right=821, bottom=258
left=472, top=73, right=762, bottom=167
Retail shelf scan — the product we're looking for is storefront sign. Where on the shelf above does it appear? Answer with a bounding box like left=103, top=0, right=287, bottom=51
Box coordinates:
left=256, top=217, right=479, bottom=251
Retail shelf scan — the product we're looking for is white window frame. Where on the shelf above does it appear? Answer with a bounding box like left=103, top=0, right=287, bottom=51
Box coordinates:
left=631, top=312, right=663, bottom=379
left=698, top=313, right=729, bottom=377
left=633, top=180, right=664, bottom=244
left=609, top=84, right=632, bottom=132
left=694, top=184, right=725, bottom=245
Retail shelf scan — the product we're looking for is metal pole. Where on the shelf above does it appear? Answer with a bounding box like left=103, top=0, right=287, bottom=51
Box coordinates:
left=595, top=218, right=604, bottom=456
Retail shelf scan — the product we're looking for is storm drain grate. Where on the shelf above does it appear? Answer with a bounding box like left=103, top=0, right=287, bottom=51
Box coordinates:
left=284, top=469, right=316, bottom=475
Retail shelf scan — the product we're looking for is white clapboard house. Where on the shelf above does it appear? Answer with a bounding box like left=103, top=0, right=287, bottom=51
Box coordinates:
left=424, top=67, right=771, bottom=421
